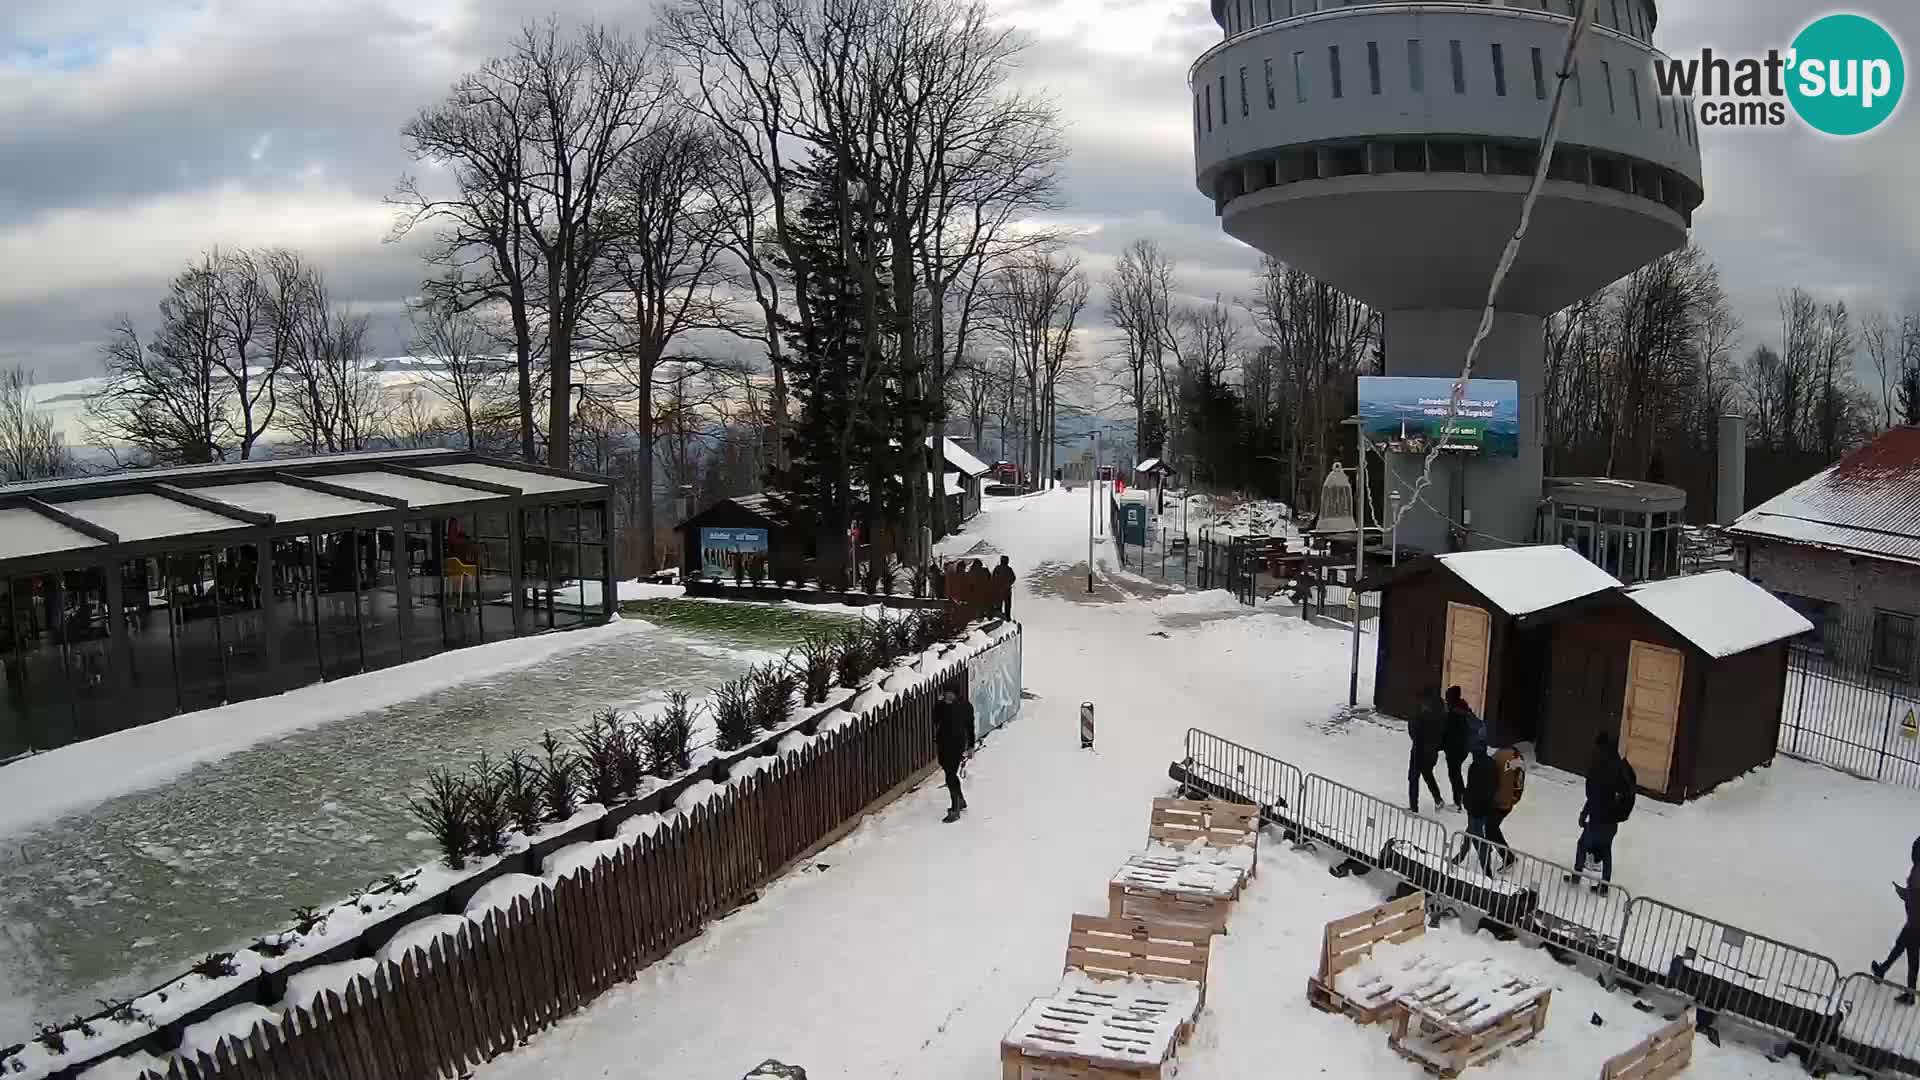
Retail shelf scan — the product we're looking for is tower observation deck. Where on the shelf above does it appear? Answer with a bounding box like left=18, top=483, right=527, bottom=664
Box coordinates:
left=1191, top=0, right=1703, bottom=551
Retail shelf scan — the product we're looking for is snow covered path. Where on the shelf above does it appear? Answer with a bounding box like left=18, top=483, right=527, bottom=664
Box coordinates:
left=471, top=491, right=1895, bottom=1078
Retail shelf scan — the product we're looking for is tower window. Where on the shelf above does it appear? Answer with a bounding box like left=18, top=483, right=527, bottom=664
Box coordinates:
left=1407, top=39, right=1424, bottom=93
left=1629, top=67, right=1642, bottom=120
left=1265, top=57, right=1276, bottom=109
left=1240, top=65, right=1249, bottom=117
left=1531, top=48, right=1546, bottom=100
left=1601, top=60, right=1616, bottom=112
left=1449, top=39, right=1466, bottom=94
left=1204, top=84, right=1213, bottom=131
left=1329, top=44, right=1343, bottom=99
left=1294, top=50, right=1308, bottom=103
left=1491, top=43, right=1506, bottom=97
left=1220, top=73, right=1229, bottom=124
left=1367, top=42, right=1382, bottom=95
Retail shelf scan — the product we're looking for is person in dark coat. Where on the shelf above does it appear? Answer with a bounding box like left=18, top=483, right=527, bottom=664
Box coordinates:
left=1440, top=686, right=1480, bottom=811
left=968, top=561, right=993, bottom=620
left=1449, top=744, right=1499, bottom=874
left=933, top=685, right=975, bottom=823
left=1407, top=686, right=1446, bottom=814
left=1872, top=837, right=1920, bottom=1004
left=1569, top=731, right=1632, bottom=895
left=992, top=556, right=1017, bottom=621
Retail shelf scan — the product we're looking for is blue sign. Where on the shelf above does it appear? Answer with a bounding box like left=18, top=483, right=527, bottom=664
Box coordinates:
left=1359, top=376, right=1520, bottom=458
left=969, top=631, right=1023, bottom=739
left=700, top=527, right=769, bottom=579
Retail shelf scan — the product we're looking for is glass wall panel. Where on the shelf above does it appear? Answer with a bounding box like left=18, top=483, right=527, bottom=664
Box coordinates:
left=314, top=531, right=364, bottom=678
left=550, top=503, right=585, bottom=629
left=359, top=527, right=403, bottom=671
left=167, top=552, right=226, bottom=713
left=582, top=501, right=608, bottom=618
left=270, top=536, right=322, bottom=689
left=476, top=509, right=514, bottom=641
left=1, top=579, right=31, bottom=757
left=214, top=545, right=274, bottom=703
left=9, top=575, right=69, bottom=752
left=443, top=515, right=483, bottom=648
left=404, top=519, right=447, bottom=659
left=522, top=507, right=552, bottom=631
left=60, top=567, right=114, bottom=739
left=118, top=557, right=177, bottom=728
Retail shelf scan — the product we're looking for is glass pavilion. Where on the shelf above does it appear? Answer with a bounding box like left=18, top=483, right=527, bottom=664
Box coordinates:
left=0, top=451, right=615, bottom=757
left=1537, top=476, right=1687, bottom=585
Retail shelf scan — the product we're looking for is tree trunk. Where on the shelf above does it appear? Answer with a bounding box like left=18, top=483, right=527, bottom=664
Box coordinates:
left=636, top=394, right=657, bottom=573
left=546, top=254, right=570, bottom=470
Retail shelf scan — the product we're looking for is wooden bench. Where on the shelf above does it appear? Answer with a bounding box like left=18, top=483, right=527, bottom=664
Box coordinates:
left=1145, top=797, right=1259, bottom=880
left=1307, top=890, right=1429, bottom=1024
left=1000, top=915, right=1213, bottom=1080
left=1600, top=1009, right=1695, bottom=1080
left=1386, top=963, right=1552, bottom=1077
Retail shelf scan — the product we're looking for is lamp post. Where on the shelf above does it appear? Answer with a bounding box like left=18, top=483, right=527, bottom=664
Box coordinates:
left=1087, top=429, right=1100, bottom=594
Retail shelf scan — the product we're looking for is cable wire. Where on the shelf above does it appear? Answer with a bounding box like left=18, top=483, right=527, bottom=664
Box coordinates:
left=1386, top=0, right=1602, bottom=534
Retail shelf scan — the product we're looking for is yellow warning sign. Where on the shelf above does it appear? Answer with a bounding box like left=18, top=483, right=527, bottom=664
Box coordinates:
left=1904, top=710, right=1917, bottom=740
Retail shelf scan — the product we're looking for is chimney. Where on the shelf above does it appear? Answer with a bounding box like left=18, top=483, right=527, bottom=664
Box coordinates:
left=1716, top=414, right=1746, bottom=525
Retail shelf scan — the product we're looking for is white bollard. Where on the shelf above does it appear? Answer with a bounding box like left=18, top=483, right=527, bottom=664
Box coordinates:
left=1080, top=702, right=1095, bottom=749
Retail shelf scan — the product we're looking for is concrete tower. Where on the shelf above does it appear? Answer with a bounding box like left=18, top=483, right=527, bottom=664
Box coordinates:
left=1191, top=0, right=1703, bottom=552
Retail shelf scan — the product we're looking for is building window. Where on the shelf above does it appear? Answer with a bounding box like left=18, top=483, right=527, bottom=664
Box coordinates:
left=1602, top=60, right=1616, bottom=112
left=1265, top=57, right=1276, bottom=108
left=1263, top=0, right=1273, bottom=24
left=1294, top=50, right=1308, bottom=103
left=1629, top=66, right=1643, bottom=120
left=1194, top=94, right=1203, bottom=141
left=1407, top=39, right=1424, bottom=92
left=1490, top=43, right=1506, bottom=97
left=1328, top=44, right=1343, bottom=98
left=1366, top=41, right=1382, bottom=95
left=1608, top=0, right=1622, bottom=30
left=1874, top=611, right=1916, bottom=675
left=1239, top=65, right=1249, bottom=116
left=1204, top=84, right=1213, bottom=131
left=1531, top=47, right=1546, bottom=100
left=1219, top=73, right=1229, bottom=124
left=1655, top=85, right=1665, bottom=127
left=1449, top=39, right=1466, bottom=94
left=1571, top=63, right=1583, bottom=106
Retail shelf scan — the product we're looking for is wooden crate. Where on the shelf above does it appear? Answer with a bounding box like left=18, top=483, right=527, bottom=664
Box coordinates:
left=1306, top=890, right=1428, bottom=1024
left=1600, top=1008, right=1695, bottom=1080
left=1107, top=855, right=1241, bottom=935
left=1147, top=798, right=1260, bottom=878
left=1386, top=982, right=1552, bottom=1078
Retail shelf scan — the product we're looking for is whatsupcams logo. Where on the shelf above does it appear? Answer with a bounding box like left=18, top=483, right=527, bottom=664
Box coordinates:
left=1652, top=13, right=1905, bottom=136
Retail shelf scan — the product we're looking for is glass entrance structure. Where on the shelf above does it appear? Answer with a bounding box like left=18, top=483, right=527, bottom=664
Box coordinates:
left=1537, top=476, right=1685, bottom=584
left=0, top=451, right=615, bottom=757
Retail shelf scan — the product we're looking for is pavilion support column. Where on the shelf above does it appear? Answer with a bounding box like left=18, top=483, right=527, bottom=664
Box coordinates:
left=391, top=512, right=413, bottom=659
left=600, top=500, right=616, bottom=623
left=509, top=500, right=526, bottom=637
left=104, top=559, right=129, bottom=696
left=255, top=533, right=279, bottom=673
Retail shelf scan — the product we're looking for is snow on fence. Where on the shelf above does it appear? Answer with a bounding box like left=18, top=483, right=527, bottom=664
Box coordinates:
left=51, top=628, right=1022, bottom=1080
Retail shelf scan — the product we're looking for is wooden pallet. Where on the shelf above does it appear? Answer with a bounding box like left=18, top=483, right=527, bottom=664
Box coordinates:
left=1000, top=1042, right=1166, bottom=1079
left=1386, top=984, right=1552, bottom=1078
left=1306, top=890, right=1428, bottom=1025
left=1600, top=1008, right=1695, bottom=1080
left=1146, top=797, right=1260, bottom=878
left=1108, top=855, right=1241, bottom=935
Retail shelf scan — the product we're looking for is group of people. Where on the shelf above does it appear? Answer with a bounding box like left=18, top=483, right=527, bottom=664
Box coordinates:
left=939, top=556, right=1016, bottom=622
left=1406, top=685, right=1638, bottom=894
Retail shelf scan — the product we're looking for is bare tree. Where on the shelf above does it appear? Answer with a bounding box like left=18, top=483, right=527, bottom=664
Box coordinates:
left=1865, top=309, right=1897, bottom=430
left=0, top=366, right=69, bottom=482
left=410, top=289, right=509, bottom=450
left=278, top=270, right=380, bottom=454
left=1105, top=239, right=1175, bottom=463
left=947, top=350, right=998, bottom=448
left=89, top=258, right=224, bottom=464
left=984, top=249, right=1088, bottom=484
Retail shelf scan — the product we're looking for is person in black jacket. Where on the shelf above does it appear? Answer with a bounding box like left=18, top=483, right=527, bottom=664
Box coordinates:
left=1568, top=731, right=1632, bottom=895
left=933, top=686, right=975, bottom=823
left=1407, top=686, right=1446, bottom=813
left=1440, top=686, right=1479, bottom=811
left=1872, top=836, right=1920, bottom=1005
left=992, top=556, right=1018, bottom=620
left=1449, top=743, right=1499, bottom=874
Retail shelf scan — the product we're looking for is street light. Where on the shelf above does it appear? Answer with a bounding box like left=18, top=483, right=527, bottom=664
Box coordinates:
left=1087, top=428, right=1101, bottom=594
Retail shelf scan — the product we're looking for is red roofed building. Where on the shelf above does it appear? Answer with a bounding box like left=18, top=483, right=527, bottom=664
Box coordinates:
left=1728, top=426, right=1920, bottom=677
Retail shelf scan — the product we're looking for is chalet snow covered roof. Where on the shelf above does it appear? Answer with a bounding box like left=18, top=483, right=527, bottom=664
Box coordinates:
left=1623, top=570, right=1813, bottom=658
left=929, top=436, right=991, bottom=477
left=1729, top=426, right=1920, bottom=566
left=1434, top=545, right=1622, bottom=616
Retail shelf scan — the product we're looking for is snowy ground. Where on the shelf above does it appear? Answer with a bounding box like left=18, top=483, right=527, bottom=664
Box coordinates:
left=0, top=603, right=856, bottom=1044
left=461, top=490, right=1912, bottom=1079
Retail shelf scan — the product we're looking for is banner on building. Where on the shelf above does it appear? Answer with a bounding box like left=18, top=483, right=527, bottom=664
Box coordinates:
left=699, top=527, right=769, bottom=580
left=1358, top=376, right=1521, bottom=458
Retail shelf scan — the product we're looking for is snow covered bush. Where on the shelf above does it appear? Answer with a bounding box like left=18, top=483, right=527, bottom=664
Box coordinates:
left=791, top=636, right=835, bottom=705
left=752, top=666, right=797, bottom=731
left=465, top=753, right=511, bottom=858
left=409, top=768, right=473, bottom=870
left=499, top=750, right=545, bottom=836
left=189, top=952, right=239, bottom=979
left=712, top=676, right=758, bottom=751
left=538, top=731, right=578, bottom=823
left=868, top=614, right=904, bottom=666
left=573, top=710, right=632, bottom=806
left=644, top=692, right=696, bottom=778
left=929, top=606, right=967, bottom=643
left=834, top=627, right=873, bottom=689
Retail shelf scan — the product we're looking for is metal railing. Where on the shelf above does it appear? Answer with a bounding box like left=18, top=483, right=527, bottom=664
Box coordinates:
left=1295, top=772, right=1451, bottom=867
left=1821, top=971, right=1920, bottom=1077
left=1179, top=728, right=1305, bottom=836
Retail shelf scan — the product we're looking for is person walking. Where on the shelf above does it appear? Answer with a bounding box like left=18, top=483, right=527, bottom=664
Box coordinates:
left=1407, top=686, right=1446, bottom=814
left=968, top=561, right=993, bottom=621
left=1450, top=743, right=1499, bottom=874
left=992, top=556, right=1018, bottom=621
left=1440, top=686, right=1479, bottom=811
left=1871, top=837, right=1920, bottom=1005
left=1487, top=743, right=1527, bottom=870
left=1567, top=731, right=1636, bottom=895
left=933, top=685, right=975, bottom=823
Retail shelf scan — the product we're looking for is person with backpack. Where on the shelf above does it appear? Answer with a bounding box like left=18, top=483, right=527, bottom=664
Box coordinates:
left=1450, top=743, right=1500, bottom=875
left=1486, top=743, right=1526, bottom=870
left=1871, top=837, right=1920, bottom=1005
left=1440, top=686, right=1481, bottom=811
left=1568, top=731, right=1636, bottom=894
left=1407, top=686, right=1447, bottom=813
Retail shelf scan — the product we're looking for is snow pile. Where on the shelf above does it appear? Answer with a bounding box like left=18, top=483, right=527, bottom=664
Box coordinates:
left=375, top=915, right=469, bottom=967
left=1625, top=570, right=1813, bottom=658
left=1437, top=545, right=1621, bottom=615
left=178, top=1003, right=278, bottom=1060
left=280, top=958, right=380, bottom=1011
left=543, top=839, right=626, bottom=882
left=1146, top=589, right=1243, bottom=616
left=616, top=812, right=670, bottom=843
left=464, top=875, right=550, bottom=921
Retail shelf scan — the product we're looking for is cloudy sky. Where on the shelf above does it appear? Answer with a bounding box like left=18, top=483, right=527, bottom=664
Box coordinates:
left=1, top=0, right=1915, bottom=391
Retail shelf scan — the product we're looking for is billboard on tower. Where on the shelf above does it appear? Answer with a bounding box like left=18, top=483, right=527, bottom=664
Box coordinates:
left=1358, top=376, right=1520, bottom=458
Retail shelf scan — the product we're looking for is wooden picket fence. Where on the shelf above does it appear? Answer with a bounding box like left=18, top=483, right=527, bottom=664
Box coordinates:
left=136, top=669, right=950, bottom=1079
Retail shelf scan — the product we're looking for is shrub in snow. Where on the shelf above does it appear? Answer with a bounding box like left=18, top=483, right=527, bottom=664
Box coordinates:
left=190, top=951, right=240, bottom=979
left=712, top=675, right=758, bottom=751
left=538, top=731, right=578, bottom=823
left=465, top=752, right=511, bottom=859
left=98, top=997, right=154, bottom=1028
left=572, top=710, right=632, bottom=807
left=868, top=614, right=903, bottom=666
left=752, top=666, right=797, bottom=731
left=791, top=636, right=836, bottom=705
left=644, top=693, right=696, bottom=778
left=834, top=626, right=873, bottom=689
left=499, top=750, right=545, bottom=836
left=409, top=769, right=473, bottom=870
left=35, top=1022, right=66, bottom=1054
left=290, top=905, right=328, bottom=937
left=929, top=605, right=967, bottom=643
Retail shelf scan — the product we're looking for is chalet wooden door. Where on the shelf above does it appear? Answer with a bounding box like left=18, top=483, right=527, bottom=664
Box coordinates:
left=1623, top=640, right=1684, bottom=793
left=1442, top=602, right=1491, bottom=716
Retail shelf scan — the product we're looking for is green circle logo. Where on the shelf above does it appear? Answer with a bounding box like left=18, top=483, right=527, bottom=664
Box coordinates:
left=1787, top=13, right=1905, bottom=136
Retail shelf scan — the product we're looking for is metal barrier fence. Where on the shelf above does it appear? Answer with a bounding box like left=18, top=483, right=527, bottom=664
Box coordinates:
left=1180, top=728, right=1304, bottom=826
left=1390, top=835, right=1635, bottom=967
left=1613, top=896, right=1844, bottom=1047
left=1821, top=971, right=1920, bottom=1077
left=1294, top=772, right=1450, bottom=869
left=1782, top=636, right=1920, bottom=789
